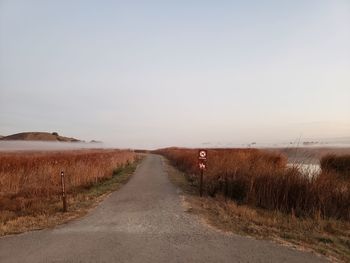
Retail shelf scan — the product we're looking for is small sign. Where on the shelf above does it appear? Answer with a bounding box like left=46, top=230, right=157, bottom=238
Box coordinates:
left=198, top=161, right=206, bottom=170
left=198, top=150, right=207, bottom=160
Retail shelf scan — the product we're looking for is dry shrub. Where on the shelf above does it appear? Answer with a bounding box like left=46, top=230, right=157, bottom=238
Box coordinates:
left=156, top=148, right=350, bottom=220
left=0, top=149, right=136, bottom=216
left=321, top=154, right=350, bottom=179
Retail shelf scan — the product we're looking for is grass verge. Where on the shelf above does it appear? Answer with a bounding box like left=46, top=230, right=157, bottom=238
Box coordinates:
left=0, top=158, right=142, bottom=237
left=164, top=158, right=350, bottom=263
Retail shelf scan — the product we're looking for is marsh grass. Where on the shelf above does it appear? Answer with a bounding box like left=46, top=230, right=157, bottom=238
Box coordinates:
left=156, top=148, right=349, bottom=220
left=0, top=149, right=138, bottom=235
left=165, top=158, right=350, bottom=262
left=321, top=154, right=350, bottom=180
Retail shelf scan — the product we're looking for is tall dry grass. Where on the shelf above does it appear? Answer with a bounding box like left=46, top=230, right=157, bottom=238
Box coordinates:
left=156, top=148, right=350, bottom=220
left=0, top=149, right=136, bottom=217
left=321, top=154, right=350, bottom=179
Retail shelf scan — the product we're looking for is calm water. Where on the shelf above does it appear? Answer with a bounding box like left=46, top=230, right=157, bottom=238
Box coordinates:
left=287, top=163, right=321, bottom=176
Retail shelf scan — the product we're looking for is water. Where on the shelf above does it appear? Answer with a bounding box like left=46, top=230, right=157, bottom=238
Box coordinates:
left=287, top=163, right=321, bottom=176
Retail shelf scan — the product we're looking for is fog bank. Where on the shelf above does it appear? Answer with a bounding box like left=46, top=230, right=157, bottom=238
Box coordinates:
left=0, top=141, right=114, bottom=151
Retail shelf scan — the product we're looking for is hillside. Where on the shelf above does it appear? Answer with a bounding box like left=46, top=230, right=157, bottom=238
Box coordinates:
left=0, top=132, right=81, bottom=142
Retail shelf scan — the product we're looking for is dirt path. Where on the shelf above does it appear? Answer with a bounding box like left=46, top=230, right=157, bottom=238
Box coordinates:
left=0, top=154, right=326, bottom=262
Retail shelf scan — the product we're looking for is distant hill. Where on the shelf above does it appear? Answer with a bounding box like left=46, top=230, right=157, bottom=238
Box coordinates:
left=90, top=140, right=102, bottom=144
left=0, top=132, right=81, bottom=142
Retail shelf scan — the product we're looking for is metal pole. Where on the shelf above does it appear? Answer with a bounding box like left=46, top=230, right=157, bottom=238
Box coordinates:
left=199, top=169, right=203, bottom=197
left=61, top=171, right=67, bottom=212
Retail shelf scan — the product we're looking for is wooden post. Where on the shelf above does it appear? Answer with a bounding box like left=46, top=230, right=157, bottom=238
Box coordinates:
left=199, top=169, right=203, bottom=197
left=224, top=175, right=228, bottom=202
left=61, top=171, right=67, bottom=212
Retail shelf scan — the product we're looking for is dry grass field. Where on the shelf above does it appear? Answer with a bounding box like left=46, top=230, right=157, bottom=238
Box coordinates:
left=321, top=154, right=350, bottom=180
left=156, top=148, right=349, bottom=220
left=0, top=149, right=137, bottom=235
left=159, top=148, right=350, bottom=261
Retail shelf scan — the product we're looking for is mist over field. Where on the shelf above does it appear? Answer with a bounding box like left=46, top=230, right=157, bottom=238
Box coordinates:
left=1, top=137, right=350, bottom=152
left=0, top=141, right=107, bottom=151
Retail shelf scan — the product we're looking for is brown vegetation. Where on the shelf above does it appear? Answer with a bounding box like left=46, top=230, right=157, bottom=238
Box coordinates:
left=165, top=153, right=350, bottom=262
left=321, top=154, right=350, bottom=179
left=156, top=148, right=350, bottom=220
left=0, top=149, right=136, bottom=234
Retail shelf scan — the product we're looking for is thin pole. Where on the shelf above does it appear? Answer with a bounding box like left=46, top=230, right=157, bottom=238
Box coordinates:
left=224, top=175, right=228, bottom=202
left=61, top=171, right=67, bottom=212
left=199, top=169, right=203, bottom=197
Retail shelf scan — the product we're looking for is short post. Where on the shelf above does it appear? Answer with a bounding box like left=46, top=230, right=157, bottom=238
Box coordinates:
left=224, top=175, right=228, bottom=201
left=199, top=169, right=204, bottom=197
left=61, top=171, right=67, bottom=212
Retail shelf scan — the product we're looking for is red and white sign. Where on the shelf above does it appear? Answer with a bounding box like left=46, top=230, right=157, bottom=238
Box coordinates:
left=198, top=150, right=207, bottom=170
left=198, top=161, right=206, bottom=170
left=198, top=150, right=207, bottom=160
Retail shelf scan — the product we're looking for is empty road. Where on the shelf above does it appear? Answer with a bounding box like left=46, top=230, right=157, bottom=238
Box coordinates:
left=0, top=155, right=326, bottom=262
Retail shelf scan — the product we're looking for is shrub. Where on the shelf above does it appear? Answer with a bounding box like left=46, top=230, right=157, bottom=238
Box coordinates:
left=321, top=154, right=350, bottom=179
left=156, top=148, right=350, bottom=220
left=0, top=150, right=136, bottom=199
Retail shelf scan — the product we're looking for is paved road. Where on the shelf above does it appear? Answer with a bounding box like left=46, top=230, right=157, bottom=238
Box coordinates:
left=0, top=154, right=326, bottom=263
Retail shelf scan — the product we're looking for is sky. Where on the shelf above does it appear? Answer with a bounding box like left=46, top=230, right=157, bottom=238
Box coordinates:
left=1, top=0, right=349, bottom=149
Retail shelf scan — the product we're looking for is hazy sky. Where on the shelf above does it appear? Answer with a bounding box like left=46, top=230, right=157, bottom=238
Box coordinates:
left=1, top=0, right=349, bottom=149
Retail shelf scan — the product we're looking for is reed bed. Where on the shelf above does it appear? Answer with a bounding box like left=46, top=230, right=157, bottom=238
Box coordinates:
left=0, top=149, right=136, bottom=216
left=156, top=148, right=350, bottom=220
left=321, top=154, right=350, bottom=179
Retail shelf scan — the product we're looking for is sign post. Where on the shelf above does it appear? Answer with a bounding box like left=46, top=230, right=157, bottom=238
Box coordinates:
left=198, top=150, right=207, bottom=197
left=61, top=171, right=67, bottom=212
